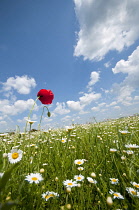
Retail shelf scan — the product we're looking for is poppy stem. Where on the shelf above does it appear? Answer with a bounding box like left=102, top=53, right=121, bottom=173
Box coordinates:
left=24, top=97, right=39, bottom=133
left=38, top=106, right=50, bottom=130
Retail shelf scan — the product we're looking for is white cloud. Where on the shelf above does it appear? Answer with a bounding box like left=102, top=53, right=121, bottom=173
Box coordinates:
left=54, top=102, right=70, bottom=115
left=91, top=106, right=100, bottom=111
left=112, top=46, right=139, bottom=104
left=74, top=0, right=139, bottom=60
left=79, top=92, right=101, bottom=105
left=0, top=99, right=36, bottom=115
left=2, top=75, right=36, bottom=95
left=87, top=71, right=100, bottom=91
left=66, top=101, right=83, bottom=111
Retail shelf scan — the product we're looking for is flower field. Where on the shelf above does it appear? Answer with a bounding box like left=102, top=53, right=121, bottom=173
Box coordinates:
left=0, top=115, right=139, bottom=209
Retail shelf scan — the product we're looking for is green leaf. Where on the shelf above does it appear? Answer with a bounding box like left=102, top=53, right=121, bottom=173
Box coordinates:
left=0, top=163, right=20, bottom=192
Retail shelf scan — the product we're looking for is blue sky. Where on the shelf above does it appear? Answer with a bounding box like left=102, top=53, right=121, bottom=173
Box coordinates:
left=0, top=0, right=139, bottom=132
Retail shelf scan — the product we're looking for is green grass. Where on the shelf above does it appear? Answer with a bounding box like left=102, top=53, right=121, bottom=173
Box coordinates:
left=0, top=115, right=139, bottom=209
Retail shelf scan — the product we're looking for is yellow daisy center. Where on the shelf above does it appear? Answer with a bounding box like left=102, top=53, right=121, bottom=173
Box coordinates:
left=131, top=190, right=137, bottom=195
left=77, top=177, right=81, bottom=180
left=112, top=179, right=117, bottom=182
left=114, top=193, right=119, bottom=197
left=62, top=140, right=65, bottom=142
left=77, top=161, right=82, bottom=165
left=45, top=194, right=54, bottom=199
left=12, top=152, right=19, bottom=159
left=68, top=183, right=73, bottom=186
left=31, top=177, right=38, bottom=181
left=134, top=184, right=139, bottom=188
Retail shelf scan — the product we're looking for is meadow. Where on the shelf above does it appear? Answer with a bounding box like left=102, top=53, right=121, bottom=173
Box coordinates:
left=0, top=115, right=139, bottom=210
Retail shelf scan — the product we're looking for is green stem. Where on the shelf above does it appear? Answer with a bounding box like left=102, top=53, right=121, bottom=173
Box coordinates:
left=38, top=106, right=50, bottom=130
left=24, top=97, right=39, bottom=133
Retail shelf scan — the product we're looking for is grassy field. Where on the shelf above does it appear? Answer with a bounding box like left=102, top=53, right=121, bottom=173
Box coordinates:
left=0, top=115, right=139, bottom=210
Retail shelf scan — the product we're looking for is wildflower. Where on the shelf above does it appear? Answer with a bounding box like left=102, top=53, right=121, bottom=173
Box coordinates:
left=119, top=130, right=130, bottom=134
left=8, top=148, right=23, bottom=164
left=74, top=159, right=84, bottom=165
left=126, top=150, right=134, bottom=155
left=63, top=179, right=78, bottom=188
left=125, top=144, right=139, bottom=149
left=110, top=178, right=119, bottom=185
left=126, top=187, right=139, bottom=197
left=42, top=191, right=59, bottom=201
left=74, top=174, right=84, bottom=182
left=61, top=138, right=67, bottom=143
left=109, top=189, right=124, bottom=199
left=25, top=173, right=43, bottom=184
left=131, top=181, right=139, bottom=189
left=77, top=167, right=84, bottom=171
left=26, top=119, right=37, bottom=124
left=87, top=177, right=97, bottom=184
left=110, top=148, right=117, bottom=152
left=65, top=126, right=74, bottom=132
left=37, top=89, right=54, bottom=104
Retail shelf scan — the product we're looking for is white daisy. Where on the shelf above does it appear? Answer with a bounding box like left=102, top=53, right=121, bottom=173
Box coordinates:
left=74, top=174, right=84, bottom=182
left=126, top=150, right=134, bottom=155
left=87, top=177, right=97, bottom=184
left=26, top=119, right=37, bottom=124
left=131, top=181, right=139, bottom=189
left=42, top=191, right=59, bottom=201
left=8, top=148, right=23, bottom=164
left=109, top=189, right=124, bottom=199
left=25, top=173, right=43, bottom=184
left=63, top=179, right=78, bottom=188
left=77, top=167, right=84, bottom=171
left=119, top=130, right=130, bottom=134
left=126, top=187, right=139, bottom=197
left=110, top=148, right=117, bottom=152
left=110, top=178, right=119, bottom=185
left=61, top=138, right=67, bottom=143
left=125, top=144, right=139, bottom=149
left=74, top=159, right=84, bottom=165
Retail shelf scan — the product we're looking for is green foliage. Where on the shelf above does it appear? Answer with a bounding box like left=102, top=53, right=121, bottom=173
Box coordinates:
left=0, top=115, right=139, bottom=209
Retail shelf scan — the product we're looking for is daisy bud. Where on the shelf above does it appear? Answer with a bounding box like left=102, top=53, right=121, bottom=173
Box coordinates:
left=55, top=177, right=59, bottom=181
left=123, top=173, right=126, bottom=176
left=3, top=153, right=7, bottom=158
left=66, top=187, right=71, bottom=193
left=121, top=156, right=126, bottom=160
left=6, top=196, right=11, bottom=201
left=106, top=196, right=113, bottom=206
left=66, top=204, right=72, bottom=209
left=40, top=168, right=45, bottom=173
left=91, top=172, right=96, bottom=178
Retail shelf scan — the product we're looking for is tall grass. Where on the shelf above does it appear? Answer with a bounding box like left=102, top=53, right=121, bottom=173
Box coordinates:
left=0, top=115, right=139, bottom=209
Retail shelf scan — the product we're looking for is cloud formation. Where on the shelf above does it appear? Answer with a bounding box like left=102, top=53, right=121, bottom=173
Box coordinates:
left=74, top=0, right=139, bottom=60
left=2, top=75, right=36, bottom=95
left=0, top=99, right=36, bottom=115
left=112, top=46, right=139, bottom=104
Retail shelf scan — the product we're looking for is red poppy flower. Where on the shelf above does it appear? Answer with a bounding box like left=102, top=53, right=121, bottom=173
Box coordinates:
left=37, top=89, right=54, bottom=105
